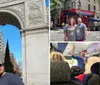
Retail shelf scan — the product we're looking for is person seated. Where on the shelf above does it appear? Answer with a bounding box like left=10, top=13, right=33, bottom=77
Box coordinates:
left=71, top=66, right=83, bottom=84
left=76, top=62, right=100, bottom=85
left=71, top=66, right=83, bottom=77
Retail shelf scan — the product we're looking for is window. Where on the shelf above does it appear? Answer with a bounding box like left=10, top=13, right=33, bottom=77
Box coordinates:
left=72, top=2, right=74, bottom=8
left=78, top=1, right=81, bottom=10
left=68, top=3, right=70, bottom=9
left=79, top=2, right=81, bottom=9
left=94, top=5, right=96, bottom=11
left=88, top=4, right=91, bottom=11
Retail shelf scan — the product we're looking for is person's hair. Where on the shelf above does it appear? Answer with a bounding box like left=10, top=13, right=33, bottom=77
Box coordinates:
left=50, top=52, right=64, bottom=61
left=68, top=17, right=76, bottom=26
left=71, top=66, right=83, bottom=77
left=77, top=17, right=82, bottom=22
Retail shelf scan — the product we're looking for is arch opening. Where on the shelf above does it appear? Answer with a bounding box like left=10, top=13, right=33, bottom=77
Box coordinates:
left=0, top=11, right=23, bottom=29
left=0, top=10, right=23, bottom=77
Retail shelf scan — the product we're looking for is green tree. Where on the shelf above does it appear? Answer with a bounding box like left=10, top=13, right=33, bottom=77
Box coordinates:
left=50, top=0, right=68, bottom=26
left=4, top=40, right=14, bottom=73
left=50, top=0, right=67, bottom=11
left=96, top=0, right=100, bottom=3
left=50, top=0, right=62, bottom=17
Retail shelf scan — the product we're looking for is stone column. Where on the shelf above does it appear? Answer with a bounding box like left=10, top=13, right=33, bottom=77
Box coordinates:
left=21, top=28, right=49, bottom=85
left=21, top=31, right=27, bottom=84
left=21, top=0, right=49, bottom=85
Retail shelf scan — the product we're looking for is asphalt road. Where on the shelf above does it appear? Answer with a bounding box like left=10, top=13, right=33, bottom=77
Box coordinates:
left=50, top=29, right=100, bottom=41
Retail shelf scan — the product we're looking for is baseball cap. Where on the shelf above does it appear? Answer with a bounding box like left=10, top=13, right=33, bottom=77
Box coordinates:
left=82, top=50, right=87, bottom=52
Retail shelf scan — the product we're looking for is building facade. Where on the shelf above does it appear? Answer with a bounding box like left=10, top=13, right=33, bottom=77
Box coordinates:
left=66, top=0, right=100, bottom=18
left=0, top=30, right=5, bottom=63
left=60, top=0, right=100, bottom=29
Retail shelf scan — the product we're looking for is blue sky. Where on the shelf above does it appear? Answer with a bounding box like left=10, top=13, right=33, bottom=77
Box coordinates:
left=0, top=24, right=22, bottom=63
left=46, top=0, right=49, bottom=7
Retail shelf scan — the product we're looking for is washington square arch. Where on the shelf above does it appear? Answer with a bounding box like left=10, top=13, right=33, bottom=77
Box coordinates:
left=0, top=0, right=49, bottom=85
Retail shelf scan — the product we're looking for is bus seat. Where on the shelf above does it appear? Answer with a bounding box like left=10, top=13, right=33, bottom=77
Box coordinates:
left=85, top=57, right=100, bottom=74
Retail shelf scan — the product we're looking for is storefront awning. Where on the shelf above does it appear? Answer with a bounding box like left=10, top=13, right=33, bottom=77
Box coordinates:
left=78, top=11, right=92, bottom=16
left=64, top=12, right=75, bottom=15
left=62, top=9, right=95, bottom=16
left=89, top=18, right=100, bottom=22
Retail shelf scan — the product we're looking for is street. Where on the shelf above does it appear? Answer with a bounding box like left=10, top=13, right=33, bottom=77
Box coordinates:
left=50, top=29, right=100, bottom=41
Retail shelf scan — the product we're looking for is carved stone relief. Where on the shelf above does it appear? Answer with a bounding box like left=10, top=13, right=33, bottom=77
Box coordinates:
left=28, top=0, right=43, bottom=25
left=6, top=3, right=25, bottom=20
left=0, top=0, right=17, bottom=4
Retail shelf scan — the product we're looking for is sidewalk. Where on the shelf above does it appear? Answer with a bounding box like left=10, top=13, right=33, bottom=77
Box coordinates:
left=51, top=27, right=64, bottom=33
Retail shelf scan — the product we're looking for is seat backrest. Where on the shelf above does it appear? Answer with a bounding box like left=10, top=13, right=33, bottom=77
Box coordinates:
left=50, top=61, right=71, bottom=84
left=51, top=80, right=83, bottom=85
left=91, top=62, right=100, bottom=75
left=85, top=57, right=100, bottom=74
left=88, top=74, right=100, bottom=85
